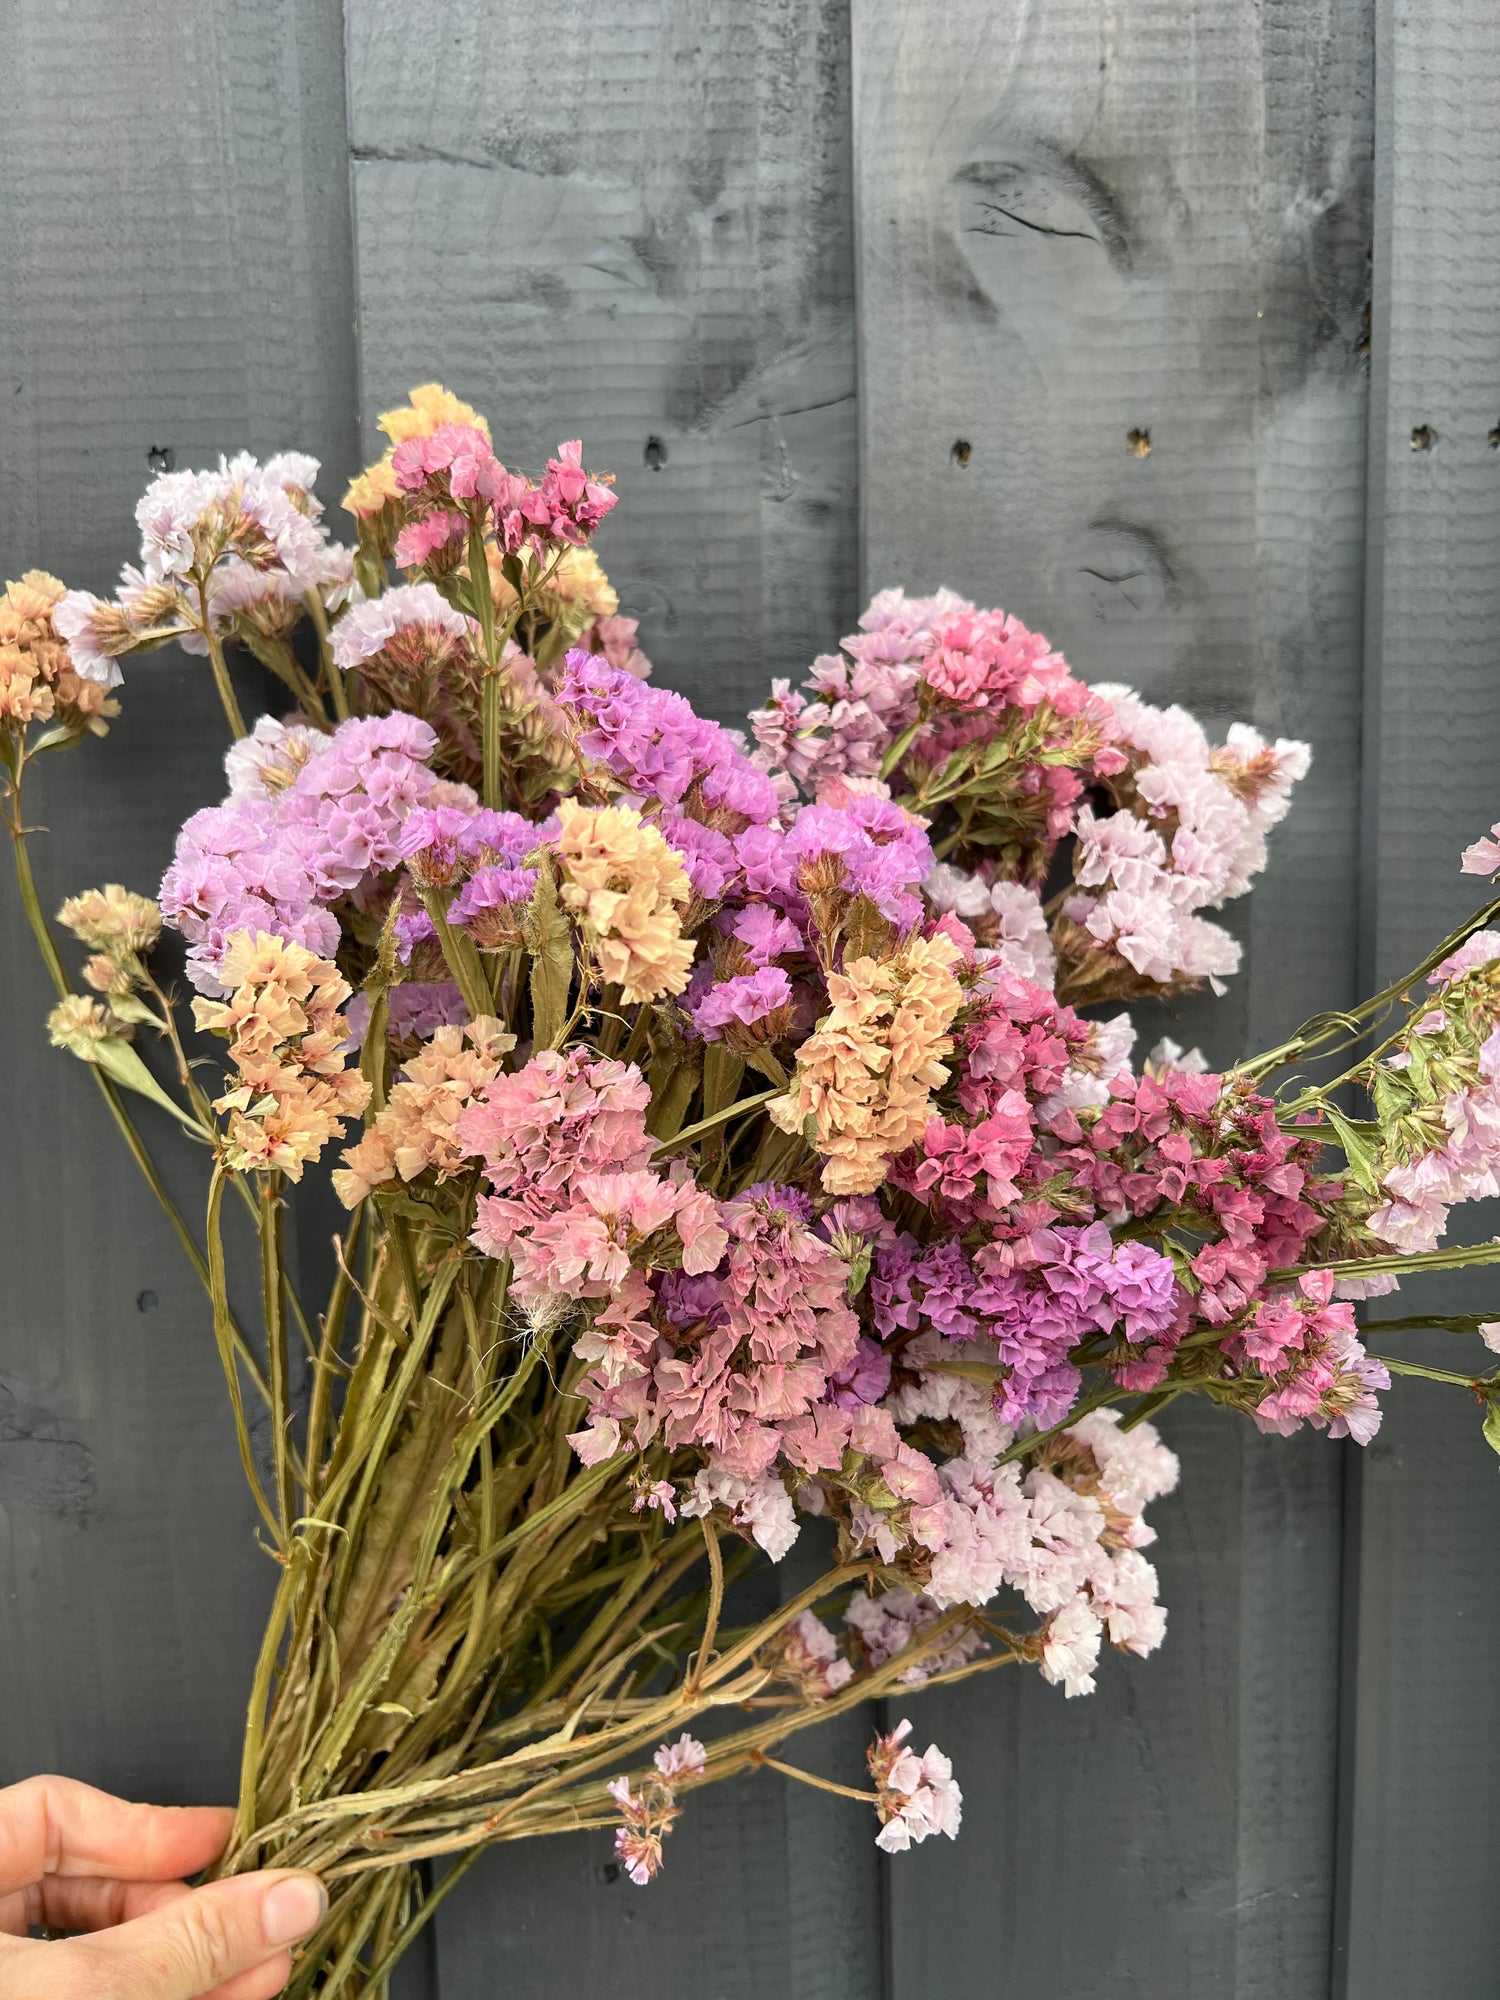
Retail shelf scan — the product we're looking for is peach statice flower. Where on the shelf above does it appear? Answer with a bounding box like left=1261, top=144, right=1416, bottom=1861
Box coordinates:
left=333, top=1017, right=515, bottom=1206
left=57, top=884, right=163, bottom=1000
left=769, top=928, right=965, bottom=1193
left=46, top=993, right=132, bottom=1056
left=552, top=798, right=695, bottom=1002
left=193, top=930, right=370, bottom=1180
left=867, top=1719, right=962, bottom=1854
left=0, top=570, right=120, bottom=736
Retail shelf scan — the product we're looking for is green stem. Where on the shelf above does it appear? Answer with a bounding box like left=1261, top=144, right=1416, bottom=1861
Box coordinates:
left=199, top=592, right=249, bottom=738
left=468, top=522, right=503, bottom=809
left=303, top=590, right=349, bottom=721
left=261, top=1174, right=295, bottom=1538
left=207, top=1168, right=285, bottom=1548
left=5, top=793, right=271, bottom=1400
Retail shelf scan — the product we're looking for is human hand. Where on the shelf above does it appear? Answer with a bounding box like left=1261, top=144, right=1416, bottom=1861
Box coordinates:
left=0, top=1776, right=326, bottom=1999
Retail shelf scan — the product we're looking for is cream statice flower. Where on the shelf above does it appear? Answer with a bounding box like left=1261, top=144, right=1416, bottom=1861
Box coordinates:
left=333, top=1018, right=515, bottom=1205
left=552, top=797, right=694, bottom=1002
left=769, top=928, right=965, bottom=1193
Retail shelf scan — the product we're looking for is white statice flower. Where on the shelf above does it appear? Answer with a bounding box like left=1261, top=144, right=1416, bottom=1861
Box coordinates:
left=1038, top=1597, right=1104, bottom=1697
left=924, top=868, right=1056, bottom=988
left=223, top=715, right=333, bottom=801
left=331, top=580, right=472, bottom=671
left=679, top=1460, right=798, bottom=1561
left=884, top=1330, right=1014, bottom=1464
left=868, top=1719, right=963, bottom=1853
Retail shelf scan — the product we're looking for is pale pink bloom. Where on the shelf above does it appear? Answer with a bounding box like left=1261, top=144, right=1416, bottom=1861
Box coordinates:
left=1038, top=1597, right=1103, bottom=1697
left=868, top=1719, right=963, bottom=1853
left=1461, top=823, right=1500, bottom=876
left=653, top=1734, right=707, bottom=1781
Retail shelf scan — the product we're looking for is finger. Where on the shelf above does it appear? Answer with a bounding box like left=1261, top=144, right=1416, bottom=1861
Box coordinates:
left=0, top=1777, right=233, bottom=1895
left=18, top=1871, right=194, bottom=1934
left=203, top=1951, right=295, bottom=2000
left=50, top=1868, right=325, bottom=2000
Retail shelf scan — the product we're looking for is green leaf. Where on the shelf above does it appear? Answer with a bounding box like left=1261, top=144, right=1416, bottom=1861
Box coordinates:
left=525, top=860, right=574, bottom=1050
left=1482, top=1403, right=1500, bottom=1463
left=86, top=1040, right=207, bottom=1137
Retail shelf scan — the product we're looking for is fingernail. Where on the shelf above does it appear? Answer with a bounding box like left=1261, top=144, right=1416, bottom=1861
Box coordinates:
left=262, top=1875, right=328, bottom=1946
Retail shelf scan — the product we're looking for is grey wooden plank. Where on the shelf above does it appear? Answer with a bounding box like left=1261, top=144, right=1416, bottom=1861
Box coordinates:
left=0, top=0, right=359, bottom=1824
left=1335, top=0, right=1500, bottom=1989
left=344, top=0, right=858, bottom=726
left=344, top=4, right=876, bottom=1991
left=852, top=2, right=1371, bottom=1991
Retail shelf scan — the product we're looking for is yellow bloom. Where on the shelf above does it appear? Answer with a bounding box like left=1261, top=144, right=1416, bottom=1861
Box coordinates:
left=377, top=383, right=491, bottom=447
left=343, top=384, right=493, bottom=519
left=553, top=799, right=695, bottom=1004
left=769, top=931, right=964, bottom=1194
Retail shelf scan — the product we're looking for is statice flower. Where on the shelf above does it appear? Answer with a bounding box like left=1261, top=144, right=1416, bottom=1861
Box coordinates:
left=769, top=928, right=965, bottom=1193
left=843, top=1588, right=988, bottom=1685
left=0, top=571, right=120, bottom=734
left=558, top=652, right=780, bottom=827
left=191, top=931, right=370, bottom=1180
left=333, top=1018, right=515, bottom=1206
left=770, top=1610, right=855, bottom=1699
left=867, top=1720, right=962, bottom=1853
left=552, top=798, right=695, bottom=1002
left=161, top=712, right=447, bottom=992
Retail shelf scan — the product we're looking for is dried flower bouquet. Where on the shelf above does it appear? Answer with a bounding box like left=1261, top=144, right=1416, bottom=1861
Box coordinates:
left=7, top=383, right=1500, bottom=1996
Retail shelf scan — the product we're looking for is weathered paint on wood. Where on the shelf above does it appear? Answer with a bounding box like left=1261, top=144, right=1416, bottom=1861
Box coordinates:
left=852, top=1, right=1372, bottom=1991
left=1334, top=0, right=1500, bottom=1991
left=1, top=0, right=1498, bottom=1993
left=0, top=0, right=359, bottom=1887
left=344, top=0, right=859, bottom=728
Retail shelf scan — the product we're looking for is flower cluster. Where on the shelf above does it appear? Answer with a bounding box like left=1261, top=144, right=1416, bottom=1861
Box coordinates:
left=0, top=570, right=119, bottom=737
left=192, top=931, right=370, bottom=1178
left=56, top=452, right=351, bottom=681
left=867, top=1720, right=963, bottom=1853
left=606, top=1734, right=706, bottom=1885
left=38, top=386, right=1495, bottom=1928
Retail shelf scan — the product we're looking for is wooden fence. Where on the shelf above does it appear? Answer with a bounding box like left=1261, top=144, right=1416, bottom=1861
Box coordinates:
left=2, top=1, right=1499, bottom=1992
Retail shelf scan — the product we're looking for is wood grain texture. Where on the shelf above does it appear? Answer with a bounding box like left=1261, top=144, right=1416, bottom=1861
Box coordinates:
left=345, top=2, right=872, bottom=1989
left=1336, top=0, right=1500, bottom=1989
left=344, top=0, right=858, bottom=725
left=853, top=2, right=1371, bottom=1991
left=0, top=0, right=358, bottom=1819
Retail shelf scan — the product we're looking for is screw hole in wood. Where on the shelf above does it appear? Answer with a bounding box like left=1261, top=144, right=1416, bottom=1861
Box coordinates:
left=1126, top=428, right=1152, bottom=458
left=643, top=436, right=668, bottom=471
left=1410, top=424, right=1437, bottom=452
left=950, top=438, right=972, bottom=468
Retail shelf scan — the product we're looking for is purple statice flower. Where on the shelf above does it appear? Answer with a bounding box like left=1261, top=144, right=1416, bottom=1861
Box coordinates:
left=828, top=1335, right=894, bottom=1410
left=726, top=903, right=803, bottom=966
left=913, top=1242, right=983, bottom=1342
left=784, top=795, right=934, bottom=928
left=457, top=809, right=538, bottom=867
left=398, top=804, right=477, bottom=887
left=345, top=980, right=468, bottom=1049
left=558, top=653, right=779, bottom=826
left=687, top=966, right=793, bottom=1042
left=395, top=908, right=436, bottom=963
left=658, top=812, right=739, bottom=902
left=447, top=865, right=538, bottom=949
left=160, top=711, right=446, bottom=992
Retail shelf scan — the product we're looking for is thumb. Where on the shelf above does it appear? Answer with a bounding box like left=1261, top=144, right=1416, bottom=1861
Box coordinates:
left=59, top=1868, right=326, bottom=2000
